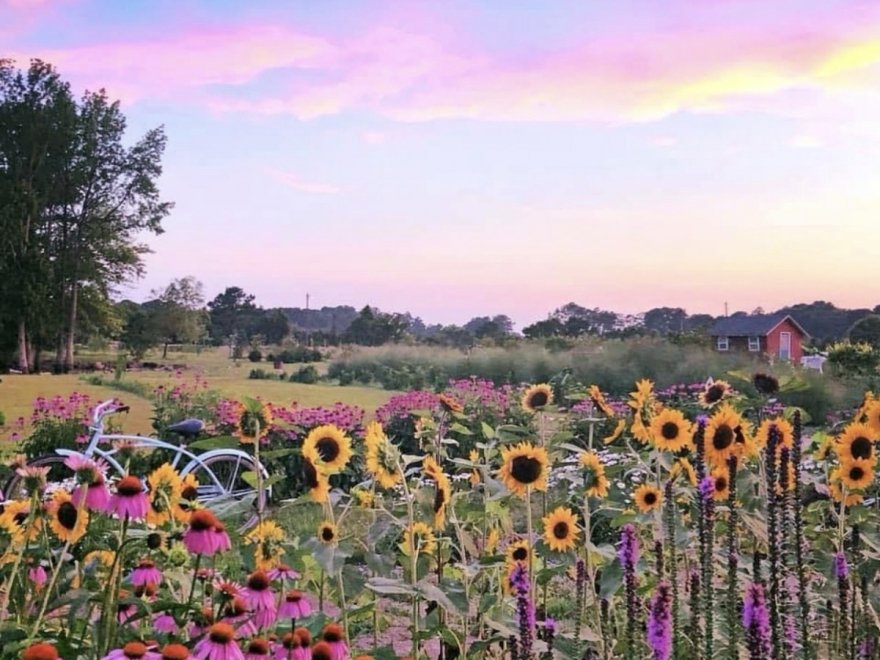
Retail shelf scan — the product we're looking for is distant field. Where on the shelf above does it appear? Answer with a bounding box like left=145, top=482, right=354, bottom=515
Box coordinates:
left=0, top=346, right=397, bottom=439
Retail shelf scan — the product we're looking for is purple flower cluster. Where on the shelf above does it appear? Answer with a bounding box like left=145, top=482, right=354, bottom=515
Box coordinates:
left=510, top=563, right=534, bottom=658
left=647, top=582, right=673, bottom=660
left=446, top=377, right=514, bottom=412
left=743, top=582, right=772, bottom=658
left=698, top=476, right=715, bottom=501
left=31, top=392, right=94, bottom=424
left=618, top=524, right=640, bottom=567
left=272, top=402, right=365, bottom=435
left=570, top=397, right=628, bottom=417
left=375, top=391, right=440, bottom=424
left=834, top=551, right=848, bottom=579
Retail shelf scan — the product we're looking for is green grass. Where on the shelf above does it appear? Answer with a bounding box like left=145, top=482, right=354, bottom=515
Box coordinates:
left=0, top=347, right=398, bottom=440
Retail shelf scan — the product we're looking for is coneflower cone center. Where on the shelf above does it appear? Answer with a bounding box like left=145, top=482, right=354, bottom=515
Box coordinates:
left=510, top=456, right=543, bottom=483
left=661, top=422, right=680, bottom=440
left=57, top=502, right=78, bottom=530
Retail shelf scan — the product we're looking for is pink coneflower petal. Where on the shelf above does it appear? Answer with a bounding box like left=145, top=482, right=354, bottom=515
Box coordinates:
left=193, top=623, right=245, bottom=660
left=131, top=559, right=163, bottom=587
left=28, top=565, right=47, bottom=589
left=267, top=565, right=300, bottom=582
left=111, top=476, right=149, bottom=520
left=184, top=510, right=220, bottom=556
left=278, top=590, right=312, bottom=620
left=153, top=613, right=178, bottom=633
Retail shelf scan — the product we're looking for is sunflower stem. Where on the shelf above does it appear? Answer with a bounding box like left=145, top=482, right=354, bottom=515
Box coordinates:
left=27, top=538, right=72, bottom=644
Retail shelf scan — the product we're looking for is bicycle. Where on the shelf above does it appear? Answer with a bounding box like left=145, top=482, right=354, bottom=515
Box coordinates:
left=3, top=399, right=270, bottom=530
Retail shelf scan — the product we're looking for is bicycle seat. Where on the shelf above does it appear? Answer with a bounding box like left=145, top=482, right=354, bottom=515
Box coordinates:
left=166, top=419, right=205, bottom=438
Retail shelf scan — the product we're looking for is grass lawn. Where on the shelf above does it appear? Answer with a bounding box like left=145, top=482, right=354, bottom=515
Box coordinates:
left=0, top=347, right=399, bottom=439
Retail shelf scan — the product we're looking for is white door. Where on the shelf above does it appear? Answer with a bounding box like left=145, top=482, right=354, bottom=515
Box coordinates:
left=779, top=332, right=791, bottom=360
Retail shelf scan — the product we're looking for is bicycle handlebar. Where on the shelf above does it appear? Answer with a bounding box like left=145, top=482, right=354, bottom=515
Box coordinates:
left=92, top=400, right=130, bottom=425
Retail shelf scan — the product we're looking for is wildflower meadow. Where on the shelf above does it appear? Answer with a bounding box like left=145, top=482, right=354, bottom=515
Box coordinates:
left=2, top=371, right=880, bottom=660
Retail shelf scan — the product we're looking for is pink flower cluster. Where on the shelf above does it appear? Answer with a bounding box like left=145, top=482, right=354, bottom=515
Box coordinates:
left=375, top=391, right=441, bottom=424
left=270, top=402, right=365, bottom=434
left=31, top=392, right=94, bottom=424
left=446, top=377, right=515, bottom=412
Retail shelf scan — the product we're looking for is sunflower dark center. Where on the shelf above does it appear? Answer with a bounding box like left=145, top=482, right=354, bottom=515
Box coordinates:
left=512, top=547, right=528, bottom=561
left=304, top=459, right=319, bottom=488
left=713, top=425, right=734, bottom=450
left=14, top=511, right=28, bottom=525
left=661, top=422, right=680, bottom=440
left=528, top=391, right=549, bottom=408
left=553, top=522, right=569, bottom=539
left=705, top=385, right=725, bottom=403
left=715, top=477, right=728, bottom=491
left=644, top=492, right=658, bottom=506
left=510, top=456, right=543, bottom=484
left=850, top=466, right=866, bottom=481
left=181, top=485, right=198, bottom=501
left=315, top=437, right=340, bottom=462
left=57, top=501, right=78, bottom=530
left=321, top=526, right=335, bottom=542
left=851, top=437, right=873, bottom=460
left=434, top=488, right=446, bottom=512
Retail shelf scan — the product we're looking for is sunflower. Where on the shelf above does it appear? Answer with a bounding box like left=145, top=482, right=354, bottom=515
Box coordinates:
left=836, top=423, right=877, bottom=466
left=812, top=435, right=834, bottom=461
left=236, top=399, right=273, bottom=444
left=522, top=384, right=553, bottom=413
left=172, top=472, right=200, bottom=524
left=437, top=394, right=464, bottom=414
left=468, top=449, right=481, bottom=486
left=317, top=521, right=338, bottom=545
left=839, top=459, right=874, bottom=491
left=710, top=468, right=730, bottom=501
left=650, top=408, right=693, bottom=452
left=303, top=425, right=352, bottom=473
left=670, top=458, right=698, bottom=487
left=631, top=414, right=652, bottom=445
left=498, top=442, right=550, bottom=497
left=604, top=419, right=626, bottom=445
left=245, top=520, right=286, bottom=570
left=422, top=456, right=451, bottom=530
left=865, top=401, right=880, bottom=436
left=629, top=379, right=654, bottom=412
left=304, top=457, right=330, bottom=503
left=364, top=421, right=401, bottom=489
left=485, top=527, right=501, bottom=554
left=752, top=373, right=780, bottom=395
left=704, top=404, right=749, bottom=468
left=634, top=483, right=663, bottom=513
left=698, top=379, right=732, bottom=408
left=0, top=517, right=24, bottom=561
left=579, top=451, right=609, bottom=498
left=542, top=506, right=579, bottom=552
left=351, top=487, right=375, bottom=508
left=588, top=385, right=615, bottom=417
left=829, top=469, right=864, bottom=506
left=401, top=522, right=436, bottom=556
left=505, top=539, right=531, bottom=566
left=47, top=489, right=89, bottom=544
left=146, top=463, right=184, bottom=527
left=753, top=419, right=795, bottom=453
left=83, top=549, right=115, bottom=571
left=0, top=499, right=41, bottom=541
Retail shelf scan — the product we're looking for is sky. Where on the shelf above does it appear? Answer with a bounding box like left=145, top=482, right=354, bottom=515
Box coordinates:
left=3, top=0, right=880, bottom=327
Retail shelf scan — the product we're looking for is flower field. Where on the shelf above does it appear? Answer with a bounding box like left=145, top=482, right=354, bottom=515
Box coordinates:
left=2, top=372, right=880, bottom=659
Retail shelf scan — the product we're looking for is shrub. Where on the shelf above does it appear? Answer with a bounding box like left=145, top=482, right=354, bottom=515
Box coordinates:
left=249, top=368, right=270, bottom=380
left=81, top=374, right=151, bottom=398
left=248, top=349, right=263, bottom=362
left=20, top=393, right=94, bottom=459
left=289, top=365, right=319, bottom=383
left=0, top=411, right=5, bottom=427
left=277, top=346, right=322, bottom=363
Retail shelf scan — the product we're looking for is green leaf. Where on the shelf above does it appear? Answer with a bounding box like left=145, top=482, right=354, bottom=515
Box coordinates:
left=187, top=435, right=240, bottom=450
left=480, top=422, right=496, bottom=439
left=417, top=580, right=460, bottom=614
left=366, top=577, right=415, bottom=596
left=449, top=422, right=473, bottom=435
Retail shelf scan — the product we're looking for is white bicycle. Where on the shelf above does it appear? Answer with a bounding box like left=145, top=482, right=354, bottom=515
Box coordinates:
left=4, top=399, right=270, bottom=530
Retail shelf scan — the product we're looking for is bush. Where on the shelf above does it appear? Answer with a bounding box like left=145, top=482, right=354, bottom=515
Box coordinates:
left=289, top=365, right=319, bottom=384
left=277, top=346, right=322, bottom=363
left=249, top=368, right=270, bottom=380
left=0, top=411, right=5, bottom=427
left=81, top=375, right=151, bottom=398
left=248, top=349, right=263, bottom=363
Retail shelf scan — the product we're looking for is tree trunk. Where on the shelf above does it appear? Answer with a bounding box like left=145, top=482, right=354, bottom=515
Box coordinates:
left=163, top=341, right=169, bottom=359
left=17, top=320, right=29, bottom=373
left=64, top=282, right=78, bottom=371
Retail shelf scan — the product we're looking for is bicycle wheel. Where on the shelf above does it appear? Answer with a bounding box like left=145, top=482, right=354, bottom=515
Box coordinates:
left=3, top=454, right=73, bottom=501
left=183, top=453, right=267, bottom=531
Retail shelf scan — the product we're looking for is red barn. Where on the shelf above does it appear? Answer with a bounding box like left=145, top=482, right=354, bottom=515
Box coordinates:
left=709, top=313, right=809, bottom=362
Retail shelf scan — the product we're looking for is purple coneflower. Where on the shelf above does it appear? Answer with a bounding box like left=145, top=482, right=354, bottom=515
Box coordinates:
left=130, top=558, right=162, bottom=587
left=295, top=628, right=311, bottom=659
left=268, top=564, right=300, bottom=582
left=647, top=582, right=673, bottom=660
left=184, top=510, right=219, bottom=556
left=212, top=523, right=232, bottom=553
left=66, top=455, right=111, bottom=512
left=111, top=475, right=149, bottom=520
left=278, top=589, right=313, bottom=619
left=153, top=613, right=178, bottom=634
left=321, top=623, right=348, bottom=660
left=193, top=623, right=245, bottom=660
left=28, top=564, right=47, bottom=590
left=159, top=644, right=193, bottom=660
left=272, top=632, right=300, bottom=660
left=102, top=641, right=161, bottom=660
left=244, top=638, right=272, bottom=660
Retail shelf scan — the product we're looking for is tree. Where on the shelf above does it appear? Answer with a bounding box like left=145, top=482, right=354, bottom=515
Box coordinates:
left=148, top=276, right=206, bottom=357
left=343, top=306, right=408, bottom=346
left=849, top=315, right=880, bottom=348
left=253, top=309, right=290, bottom=345
left=522, top=318, right=565, bottom=339
left=0, top=59, right=171, bottom=371
left=207, top=286, right=258, bottom=344
left=643, top=307, right=688, bottom=335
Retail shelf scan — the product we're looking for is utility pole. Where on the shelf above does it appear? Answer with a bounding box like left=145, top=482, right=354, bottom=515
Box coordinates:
left=724, top=301, right=728, bottom=317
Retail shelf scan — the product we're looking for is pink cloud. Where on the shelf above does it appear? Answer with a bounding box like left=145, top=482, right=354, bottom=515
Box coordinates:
left=265, top=168, right=341, bottom=195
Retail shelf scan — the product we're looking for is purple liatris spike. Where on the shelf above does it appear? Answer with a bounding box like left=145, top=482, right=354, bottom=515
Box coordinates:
left=511, top=563, right=535, bottom=658
left=698, top=476, right=715, bottom=501
left=834, top=552, right=848, bottom=579
left=743, top=582, right=772, bottom=658
left=647, top=581, right=673, bottom=660
left=619, top=524, right=640, bottom=567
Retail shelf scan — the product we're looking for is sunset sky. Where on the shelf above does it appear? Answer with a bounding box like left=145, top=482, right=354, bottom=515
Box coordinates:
left=4, top=0, right=880, bottom=326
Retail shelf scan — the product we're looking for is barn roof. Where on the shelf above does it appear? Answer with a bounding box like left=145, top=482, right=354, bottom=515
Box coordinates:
left=710, top=313, right=809, bottom=338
